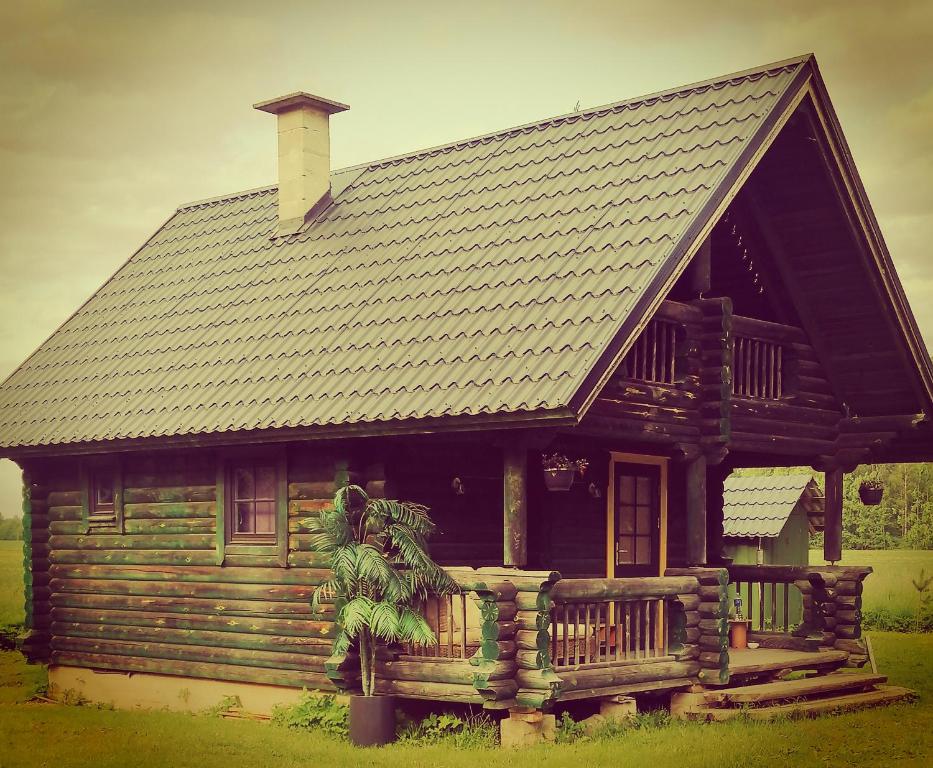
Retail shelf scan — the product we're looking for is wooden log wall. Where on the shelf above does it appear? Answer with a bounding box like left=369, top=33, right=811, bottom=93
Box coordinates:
left=20, top=469, right=52, bottom=661
left=581, top=301, right=704, bottom=447
left=728, top=315, right=843, bottom=457
left=527, top=448, right=607, bottom=577
left=666, top=567, right=730, bottom=685
left=30, top=449, right=355, bottom=691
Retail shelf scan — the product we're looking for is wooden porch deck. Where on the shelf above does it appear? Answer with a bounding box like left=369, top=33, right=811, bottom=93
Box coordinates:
left=727, top=648, right=849, bottom=680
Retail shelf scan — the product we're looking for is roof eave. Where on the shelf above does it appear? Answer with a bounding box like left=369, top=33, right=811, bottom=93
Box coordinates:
left=0, top=407, right=579, bottom=460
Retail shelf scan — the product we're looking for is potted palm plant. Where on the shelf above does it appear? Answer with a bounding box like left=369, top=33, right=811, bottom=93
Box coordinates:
left=541, top=453, right=589, bottom=491
left=304, top=484, right=456, bottom=747
left=858, top=479, right=884, bottom=506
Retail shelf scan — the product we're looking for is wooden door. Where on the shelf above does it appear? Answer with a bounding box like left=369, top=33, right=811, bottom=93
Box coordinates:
left=612, top=462, right=661, bottom=577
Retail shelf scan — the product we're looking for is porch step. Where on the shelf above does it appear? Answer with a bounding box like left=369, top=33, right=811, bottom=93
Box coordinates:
left=727, top=648, right=849, bottom=679
left=687, top=685, right=915, bottom=721
left=703, top=673, right=888, bottom=706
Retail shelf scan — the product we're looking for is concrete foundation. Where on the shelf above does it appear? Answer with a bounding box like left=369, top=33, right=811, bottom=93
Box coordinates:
left=47, top=665, right=334, bottom=716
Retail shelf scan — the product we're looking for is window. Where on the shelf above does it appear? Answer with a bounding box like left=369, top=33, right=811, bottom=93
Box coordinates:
left=228, top=461, right=278, bottom=542
left=81, top=463, right=123, bottom=533
left=613, top=463, right=659, bottom=575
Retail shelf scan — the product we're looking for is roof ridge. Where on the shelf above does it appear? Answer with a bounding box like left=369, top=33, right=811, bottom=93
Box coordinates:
left=173, top=54, right=812, bottom=213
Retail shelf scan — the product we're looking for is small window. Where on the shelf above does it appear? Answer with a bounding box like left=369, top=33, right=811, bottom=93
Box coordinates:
left=91, top=472, right=115, bottom=515
left=81, top=463, right=122, bottom=532
left=227, top=461, right=279, bottom=544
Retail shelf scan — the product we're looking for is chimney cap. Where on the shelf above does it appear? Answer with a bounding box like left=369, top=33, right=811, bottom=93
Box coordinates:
left=253, top=91, right=350, bottom=115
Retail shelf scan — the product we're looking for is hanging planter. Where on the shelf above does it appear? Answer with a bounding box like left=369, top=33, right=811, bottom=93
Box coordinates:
left=542, top=453, right=588, bottom=491
left=859, top=480, right=884, bottom=506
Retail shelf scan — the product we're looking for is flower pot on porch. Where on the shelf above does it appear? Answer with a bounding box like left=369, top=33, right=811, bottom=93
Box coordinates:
left=349, top=695, right=396, bottom=747
left=858, top=483, right=884, bottom=506
left=543, top=467, right=576, bottom=491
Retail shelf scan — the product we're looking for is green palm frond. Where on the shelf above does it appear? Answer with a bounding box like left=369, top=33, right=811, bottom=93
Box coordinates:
left=310, top=577, right=342, bottom=615
left=398, top=607, right=436, bottom=647
left=340, top=596, right=375, bottom=636
left=369, top=601, right=402, bottom=642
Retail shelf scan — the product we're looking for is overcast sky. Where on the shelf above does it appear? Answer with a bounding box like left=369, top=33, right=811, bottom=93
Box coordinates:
left=1, top=0, right=931, bottom=514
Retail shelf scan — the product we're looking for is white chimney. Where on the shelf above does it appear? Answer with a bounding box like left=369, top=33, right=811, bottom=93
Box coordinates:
left=253, top=91, right=349, bottom=235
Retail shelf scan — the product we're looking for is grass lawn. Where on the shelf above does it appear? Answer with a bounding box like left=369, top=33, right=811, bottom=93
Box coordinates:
left=0, top=540, right=24, bottom=628
left=0, top=634, right=931, bottom=767
left=810, top=549, right=933, bottom=615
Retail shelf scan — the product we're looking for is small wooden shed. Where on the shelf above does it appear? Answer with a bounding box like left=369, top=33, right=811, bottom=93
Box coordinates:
left=723, top=473, right=824, bottom=627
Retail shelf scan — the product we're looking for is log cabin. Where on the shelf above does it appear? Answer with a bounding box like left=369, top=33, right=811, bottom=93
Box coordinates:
left=2, top=53, right=931, bottom=717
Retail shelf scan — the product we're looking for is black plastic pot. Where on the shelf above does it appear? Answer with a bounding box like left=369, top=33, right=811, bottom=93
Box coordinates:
left=349, top=695, right=396, bottom=747
left=859, top=483, right=884, bottom=506
left=543, top=467, right=575, bottom=491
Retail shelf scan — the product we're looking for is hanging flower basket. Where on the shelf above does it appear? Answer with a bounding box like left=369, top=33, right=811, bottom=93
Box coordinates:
left=859, top=480, right=884, bottom=506
left=542, top=454, right=588, bottom=492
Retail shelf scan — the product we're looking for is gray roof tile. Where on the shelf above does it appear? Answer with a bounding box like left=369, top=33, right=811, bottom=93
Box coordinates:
left=0, top=59, right=808, bottom=448
left=723, top=473, right=818, bottom=538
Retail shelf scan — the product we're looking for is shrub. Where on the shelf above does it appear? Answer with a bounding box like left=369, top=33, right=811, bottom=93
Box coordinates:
left=397, top=711, right=498, bottom=748
left=862, top=606, right=933, bottom=633
left=271, top=691, right=349, bottom=738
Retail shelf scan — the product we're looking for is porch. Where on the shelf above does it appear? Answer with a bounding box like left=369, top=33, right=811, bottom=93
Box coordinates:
left=324, top=562, right=886, bottom=712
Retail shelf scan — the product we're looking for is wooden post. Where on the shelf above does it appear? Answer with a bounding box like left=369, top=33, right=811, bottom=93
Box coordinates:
left=686, top=454, right=707, bottom=565
left=503, top=445, right=528, bottom=568
left=824, top=467, right=843, bottom=563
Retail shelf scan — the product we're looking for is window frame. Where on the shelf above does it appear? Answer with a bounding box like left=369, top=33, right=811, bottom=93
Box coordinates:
left=216, top=449, right=288, bottom=567
left=79, top=460, right=124, bottom=534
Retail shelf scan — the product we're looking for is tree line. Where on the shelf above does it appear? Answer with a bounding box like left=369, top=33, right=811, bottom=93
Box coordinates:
left=0, top=512, right=22, bottom=540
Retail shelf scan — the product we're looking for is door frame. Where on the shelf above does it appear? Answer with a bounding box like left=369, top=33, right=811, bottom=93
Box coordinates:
left=605, top=452, right=669, bottom=578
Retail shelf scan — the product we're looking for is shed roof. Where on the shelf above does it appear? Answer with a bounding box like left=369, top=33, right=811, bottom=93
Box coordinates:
left=722, top=473, right=823, bottom=538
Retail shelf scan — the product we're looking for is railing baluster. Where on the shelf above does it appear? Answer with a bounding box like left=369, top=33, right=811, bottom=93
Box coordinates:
left=563, top=605, right=570, bottom=667
left=782, top=583, right=789, bottom=633
left=460, top=594, right=468, bottom=658
left=662, top=599, right=669, bottom=656
left=615, top=600, right=622, bottom=662
left=447, top=594, right=455, bottom=658
left=758, top=581, right=765, bottom=632
left=770, top=582, right=777, bottom=631
left=584, top=603, right=591, bottom=664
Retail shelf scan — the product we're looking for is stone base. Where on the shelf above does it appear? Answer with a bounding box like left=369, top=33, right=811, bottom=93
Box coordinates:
left=500, top=708, right=556, bottom=748
left=47, top=665, right=334, bottom=716
left=670, top=691, right=707, bottom=719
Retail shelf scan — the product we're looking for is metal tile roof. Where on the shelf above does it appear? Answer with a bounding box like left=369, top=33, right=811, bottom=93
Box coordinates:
left=722, top=473, right=819, bottom=538
left=0, top=57, right=810, bottom=449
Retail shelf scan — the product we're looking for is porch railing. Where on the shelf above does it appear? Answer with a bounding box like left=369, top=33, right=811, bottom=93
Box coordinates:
left=402, top=592, right=472, bottom=659
left=727, top=564, right=804, bottom=634
left=547, top=577, right=696, bottom=670
left=549, top=595, right=669, bottom=669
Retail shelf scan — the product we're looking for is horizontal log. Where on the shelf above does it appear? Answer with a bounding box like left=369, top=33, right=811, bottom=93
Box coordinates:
left=373, top=678, right=483, bottom=703
left=50, top=550, right=218, bottom=566
left=731, top=316, right=807, bottom=344
left=375, top=659, right=475, bottom=685
left=516, top=630, right=550, bottom=651
left=48, top=564, right=328, bottom=585
left=557, top=659, right=698, bottom=693
left=665, top=568, right=728, bottom=587
left=124, top=519, right=216, bottom=535
left=123, top=486, right=215, bottom=504
left=288, top=552, right=329, bottom=568
left=288, top=482, right=336, bottom=501
left=223, top=554, right=283, bottom=568
left=50, top=577, right=319, bottom=602
left=52, top=621, right=333, bottom=656
left=50, top=606, right=334, bottom=638
left=550, top=576, right=697, bottom=603
left=49, top=534, right=215, bottom=551
left=123, top=502, right=216, bottom=520
left=50, top=591, right=318, bottom=618
left=47, top=491, right=82, bottom=507
left=51, top=635, right=326, bottom=672
left=51, top=650, right=330, bottom=690
left=47, top=507, right=82, bottom=524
